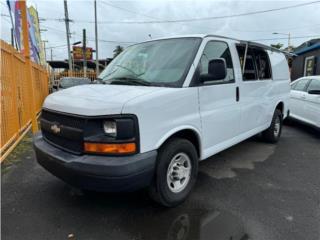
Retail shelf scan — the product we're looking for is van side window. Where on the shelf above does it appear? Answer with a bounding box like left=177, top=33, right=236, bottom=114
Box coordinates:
left=237, top=46, right=271, bottom=80
left=236, top=46, right=256, bottom=80
left=199, top=41, right=235, bottom=84
left=243, top=54, right=256, bottom=80
left=254, top=49, right=272, bottom=79
left=292, top=79, right=309, bottom=91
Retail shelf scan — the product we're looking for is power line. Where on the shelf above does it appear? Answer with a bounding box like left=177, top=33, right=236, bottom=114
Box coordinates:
left=38, top=1, right=320, bottom=25
left=100, top=1, right=159, bottom=20
left=95, top=1, right=320, bottom=24
left=42, top=25, right=137, bottom=44
left=45, top=44, right=68, bottom=49
left=230, top=23, right=320, bottom=33
left=1, top=15, right=11, bottom=23
left=251, top=35, right=320, bottom=41
left=1, top=13, right=10, bottom=18
left=88, top=39, right=136, bottom=44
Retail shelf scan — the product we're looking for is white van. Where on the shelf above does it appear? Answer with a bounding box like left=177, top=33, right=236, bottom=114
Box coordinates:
left=34, top=35, right=290, bottom=207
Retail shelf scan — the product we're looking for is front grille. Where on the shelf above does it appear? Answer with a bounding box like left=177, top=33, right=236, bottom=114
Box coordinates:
left=42, top=131, right=83, bottom=154
left=41, top=109, right=85, bottom=154
left=41, top=110, right=85, bottom=129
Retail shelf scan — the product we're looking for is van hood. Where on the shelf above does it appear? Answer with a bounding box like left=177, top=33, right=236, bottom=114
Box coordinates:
left=43, top=84, right=164, bottom=116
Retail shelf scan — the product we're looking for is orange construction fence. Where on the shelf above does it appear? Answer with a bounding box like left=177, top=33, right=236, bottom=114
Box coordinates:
left=0, top=40, right=49, bottom=162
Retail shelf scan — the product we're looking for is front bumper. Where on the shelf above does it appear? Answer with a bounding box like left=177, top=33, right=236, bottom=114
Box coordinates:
left=33, top=132, right=157, bottom=192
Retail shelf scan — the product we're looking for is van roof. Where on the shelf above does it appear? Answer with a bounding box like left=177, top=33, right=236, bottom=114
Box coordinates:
left=143, top=34, right=293, bottom=56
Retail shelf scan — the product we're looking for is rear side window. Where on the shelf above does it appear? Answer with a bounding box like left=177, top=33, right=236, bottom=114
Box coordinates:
left=199, top=41, right=235, bottom=84
left=307, top=79, right=320, bottom=91
left=237, top=46, right=256, bottom=80
left=292, top=79, right=309, bottom=91
left=237, top=45, right=272, bottom=81
left=243, top=54, right=256, bottom=80
left=254, top=49, right=271, bottom=79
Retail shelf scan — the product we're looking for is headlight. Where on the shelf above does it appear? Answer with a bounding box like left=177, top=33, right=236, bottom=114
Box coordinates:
left=103, top=120, right=117, bottom=137
left=84, top=116, right=139, bottom=155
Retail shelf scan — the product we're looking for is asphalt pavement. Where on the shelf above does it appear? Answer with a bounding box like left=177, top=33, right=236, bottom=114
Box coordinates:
left=2, top=122, right=320, bottom=240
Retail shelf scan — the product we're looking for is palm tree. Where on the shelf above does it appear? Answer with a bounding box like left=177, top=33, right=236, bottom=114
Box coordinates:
left=113, top=45, right=124, bottom=58
left=270, top=43, right=284, bottom=50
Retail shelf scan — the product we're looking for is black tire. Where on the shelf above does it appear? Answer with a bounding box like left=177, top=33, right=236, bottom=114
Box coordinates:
left=262, top=109, right=283, bottom=143
left=149, top=138, right=198, bottom=207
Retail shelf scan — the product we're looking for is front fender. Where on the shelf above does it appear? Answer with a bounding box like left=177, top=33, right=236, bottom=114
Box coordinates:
left=155, top=125, right=203, bottom=159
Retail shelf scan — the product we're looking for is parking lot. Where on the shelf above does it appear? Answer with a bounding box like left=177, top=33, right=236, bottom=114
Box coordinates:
left=2, top=122, right=319, bottom=240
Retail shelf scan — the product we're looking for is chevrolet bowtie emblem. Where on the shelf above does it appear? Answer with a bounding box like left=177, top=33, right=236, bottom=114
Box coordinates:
left=51, top=124, right=61, bottom=134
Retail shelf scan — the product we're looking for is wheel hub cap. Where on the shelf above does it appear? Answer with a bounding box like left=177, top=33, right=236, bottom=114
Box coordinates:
left=274, top=117, right=281, bottom=137
left=167, top=153, right=192, bottom=193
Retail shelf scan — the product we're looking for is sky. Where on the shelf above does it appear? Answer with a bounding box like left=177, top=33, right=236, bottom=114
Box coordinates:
left=1, top=0, right=319, bottom=61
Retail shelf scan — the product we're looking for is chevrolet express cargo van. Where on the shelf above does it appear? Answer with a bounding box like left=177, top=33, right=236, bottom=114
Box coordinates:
left=34, top=35, right=290, bottom=207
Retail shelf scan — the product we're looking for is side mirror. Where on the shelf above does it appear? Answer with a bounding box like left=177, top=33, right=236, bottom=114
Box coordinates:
left=308, top=89, right=320, bottom=95
left=200, top=58, right=227, bottom=83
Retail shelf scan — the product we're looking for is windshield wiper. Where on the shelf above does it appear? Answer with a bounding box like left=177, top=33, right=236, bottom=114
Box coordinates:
left=95, top=78, right=106, bottom=84
left=107, top=77, right=151, bottom=86
left=97, top=65, right=143, bottom=83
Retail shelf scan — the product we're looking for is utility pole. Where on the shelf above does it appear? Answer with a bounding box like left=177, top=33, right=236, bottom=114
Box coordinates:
left=273, top=32, right=291, bottom=52
left=51, top=48, right=53, bottom=61
left=42, top=40, right=48, bottom=62
left=82, top=29, right=87, bottom=77
left=64, top=0, right=73, bottom=72
left=94, top=0, right=99, bottom=76
left=288, top=32, right=291, bottom=53
left=11, top=28, right=14, bottom=47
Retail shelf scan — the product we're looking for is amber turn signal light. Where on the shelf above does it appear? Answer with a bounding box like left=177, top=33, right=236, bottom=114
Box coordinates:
left=84, top=142, right=136, bottom=154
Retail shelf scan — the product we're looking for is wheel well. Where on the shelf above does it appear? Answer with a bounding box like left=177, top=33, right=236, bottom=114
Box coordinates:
left=276, top=102, right=284, bottom=114
left=164, top=129, right=200, bottom=158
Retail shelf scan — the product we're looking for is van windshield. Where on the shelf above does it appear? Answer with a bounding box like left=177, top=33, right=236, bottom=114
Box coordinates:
left=98, top=38, right=201, bottom=87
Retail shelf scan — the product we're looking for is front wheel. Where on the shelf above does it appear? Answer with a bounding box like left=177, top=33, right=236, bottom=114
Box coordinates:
left=149, top=138, right=198, bottom=207
left=262, top=109, right=283, bottom=143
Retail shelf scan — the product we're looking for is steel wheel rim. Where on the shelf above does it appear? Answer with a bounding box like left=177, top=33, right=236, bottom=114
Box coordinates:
left=167, top=153, right=192, bottom=193
left=274, top=116, right=281, bottom=137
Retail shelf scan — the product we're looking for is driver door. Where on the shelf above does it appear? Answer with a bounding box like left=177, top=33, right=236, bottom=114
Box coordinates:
left=197, top=40, right=241, bottom=158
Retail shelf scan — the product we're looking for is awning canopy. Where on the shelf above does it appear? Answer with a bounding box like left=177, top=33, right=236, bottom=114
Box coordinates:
left=294, top=43, right=320, bottom=55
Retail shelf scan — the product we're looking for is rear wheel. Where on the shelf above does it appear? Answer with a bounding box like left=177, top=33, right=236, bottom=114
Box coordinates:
left=149, top=138, right=198, bottom=207
left=262, top=109, right=283, bottom=143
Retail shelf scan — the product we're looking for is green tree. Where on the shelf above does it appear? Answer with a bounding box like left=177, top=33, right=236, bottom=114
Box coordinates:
left=270, top=43, right=284, bottom=49
left=113, top=45, right=124, bottom=58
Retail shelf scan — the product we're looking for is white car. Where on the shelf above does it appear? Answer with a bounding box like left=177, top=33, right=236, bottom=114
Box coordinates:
left=289, top=76, right=320, bottom=128
left=33, top=35, right=290, bottom=207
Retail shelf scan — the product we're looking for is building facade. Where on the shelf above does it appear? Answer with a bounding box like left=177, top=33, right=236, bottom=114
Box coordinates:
left=291, top=39, right=320, bottom=80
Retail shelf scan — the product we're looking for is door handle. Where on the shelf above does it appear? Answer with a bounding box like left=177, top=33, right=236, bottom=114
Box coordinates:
left=236, top=87, right=240, bottom=102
